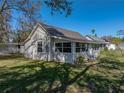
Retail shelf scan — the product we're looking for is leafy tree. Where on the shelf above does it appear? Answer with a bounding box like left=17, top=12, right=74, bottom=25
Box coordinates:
left=12, top=30, right=31, bottom=43
left=122, top=37, right=124, bottom=41
left=91, top=29, right=97, bottom=37
left=95, top=33, right=97, bottom=37
left=0, top=0, right=72, bottom=43
left=91, top=29, right=95, bottom=35
left=111, top=37, right=122, bottom=45
left=117, top=30, right=124, bottom=36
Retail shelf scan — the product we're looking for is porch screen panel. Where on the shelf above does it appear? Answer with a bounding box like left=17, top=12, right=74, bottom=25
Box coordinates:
left=81, top=44, right=86, bottom=51
left=55, top=43, right=71, bottom=53
left=63, top=43, right=71, bottom=53
left=76, top=43, right=86, bottom=52
left=76, top=43, right=80, bottom=52
left=55, top=43, right=62, bottom=52
left=95, top=44, right=99, bottom=50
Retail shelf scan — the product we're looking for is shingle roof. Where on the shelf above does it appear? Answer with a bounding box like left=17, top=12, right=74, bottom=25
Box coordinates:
left=86, top=35, right=107, bottom=44
left=101, top=36, right=113, bottom=43
left=40, top=23, right=89, bottom=42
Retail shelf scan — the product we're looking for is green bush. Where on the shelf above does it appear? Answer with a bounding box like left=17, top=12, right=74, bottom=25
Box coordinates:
left=104, top=47, right=108, bottom=52
left=100, top=49, right=122, bottom=58
left=75, top=56, right=85, bottom=65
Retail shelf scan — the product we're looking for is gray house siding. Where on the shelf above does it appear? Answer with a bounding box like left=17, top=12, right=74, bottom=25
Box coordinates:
left=24, top=27, right=75, bottom=63
left=24, top=26, right=51, bottom=61
left=52, top=39, right=74, bottom=63
left=23, top=23, right=107, bottom=64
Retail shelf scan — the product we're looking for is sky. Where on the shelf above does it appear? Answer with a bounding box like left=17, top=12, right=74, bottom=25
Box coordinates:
left=41, top=0, right=124, bottom=37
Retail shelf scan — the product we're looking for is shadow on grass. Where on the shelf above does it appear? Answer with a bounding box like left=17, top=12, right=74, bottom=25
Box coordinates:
left=77, top=74, right=124, bottom=93
left=0, top=61, right=91, bottom=93
left=77, top=57, right=124, bottom=93
left=0, top=56, right=124, bottom=93
left=99, top=57, right=124, bottom=70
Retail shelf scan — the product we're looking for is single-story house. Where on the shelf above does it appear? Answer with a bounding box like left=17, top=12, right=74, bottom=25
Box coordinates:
left=22, top=23, right=107, bottom=64
left=0, top=43, right=21, bottom=55
left=119, top=42, right=124, bottom=50
left=102, top=37, right=116, bottom=50
left=85, top=35, right=107, bottom=48
left=85, top=35, right=107, bottom=57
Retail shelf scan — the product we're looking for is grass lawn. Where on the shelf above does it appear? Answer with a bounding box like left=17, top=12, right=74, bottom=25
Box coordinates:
left=0, top=51, right=124, bottom=93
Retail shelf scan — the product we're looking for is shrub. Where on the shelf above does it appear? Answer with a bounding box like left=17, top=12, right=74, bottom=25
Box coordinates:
left=100, top=49, right=122, bottom=58
left=104, top=47, right=108, bottom=52
left=75, top=56, right=85, bottom=65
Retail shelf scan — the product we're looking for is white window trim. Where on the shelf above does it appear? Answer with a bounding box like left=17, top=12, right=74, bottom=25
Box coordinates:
left=54, top=42, right=72, bottom=53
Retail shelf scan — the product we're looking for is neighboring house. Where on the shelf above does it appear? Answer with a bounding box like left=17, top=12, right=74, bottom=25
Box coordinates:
left=119, top=42, right=124, bottom=50
left=107, top=43, right=116, bottom=50
left=102, top=37, right=116, bottom=50
left=0, top=43, right=21, bottom=55
left=86, top=35, right=107, bottom=47
left=22, top=23, right=107, bottom=63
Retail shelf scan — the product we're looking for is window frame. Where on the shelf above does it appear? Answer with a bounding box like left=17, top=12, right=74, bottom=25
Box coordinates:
left=76, top=43, right=86, bottom=53
left=55, top=42, right=72, bottom=53
left=37, top=41, right=43, bottom=52
left=55, top=43, right=63, bottom=52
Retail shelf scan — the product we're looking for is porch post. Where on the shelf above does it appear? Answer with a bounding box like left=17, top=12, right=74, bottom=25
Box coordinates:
left=48, top=37, right=51, bottom=61
left=72, top=42, right=76, bottom=63
left=85, top=43, right=88, bottom=51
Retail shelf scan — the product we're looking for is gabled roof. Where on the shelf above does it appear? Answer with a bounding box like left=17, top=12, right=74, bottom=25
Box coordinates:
left=24, top=23, right=90, bottom=43
left=24, top=22, right=106, bottom=44
left=101, top=36, right=113, bottom=43
left=39, top=23, right=89, bottom=42
left=86, top=35, right=107, bottom=44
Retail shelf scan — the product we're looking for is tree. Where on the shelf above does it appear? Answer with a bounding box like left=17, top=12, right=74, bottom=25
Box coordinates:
left=117, top=30, right=124, bottom=36
left=0, top=0, right=72, bottom=43
left=91, top=29, right=95, bottom=35
left=95, top=33, right=97, bottom=37
left=91, top=29, right=97, bottom=37
left=12, top=30, right=31, bottom=43
left=117, top=30, right=124, bottom=40
left=111, top=37, right=122, bottom=45
left=122, top=37, right=124, bottom=41
left=111, top=37, right=123, bottom=56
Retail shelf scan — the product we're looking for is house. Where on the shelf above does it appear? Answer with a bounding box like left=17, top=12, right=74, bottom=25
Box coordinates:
left=85, top=35, right=107, bottom=58
left=106, top=43, right=116, bottom=50
left=119, top=42, right=124, bottom=50
left=22, top=23, right=107, bottom=63
left=0, top=43, right=21, bottom=55
left=86, top=35, right=107, bottom=48
left=102, top=37, right=116, bottom=50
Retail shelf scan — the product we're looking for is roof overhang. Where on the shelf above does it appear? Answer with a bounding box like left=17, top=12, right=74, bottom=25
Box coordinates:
left=51, top=36, right=97, bottom=43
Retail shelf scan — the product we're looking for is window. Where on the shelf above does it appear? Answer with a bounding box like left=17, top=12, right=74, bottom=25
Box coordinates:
left=91, top=44, right=100, bottom=50
left=55, top=43, right=71, bottom=53
left=55, top=43, right=62, bottom=52
left=55, top=43, right=62, bottom=47
left=63, top=43, right=71, bottom=53
left=95, top=45, right=99, bottom=50
left=76, top=43, right=86, bottom=52
left=37, top=42, right=42, bottom=52
left=76, top=48, right=80, bottom=52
